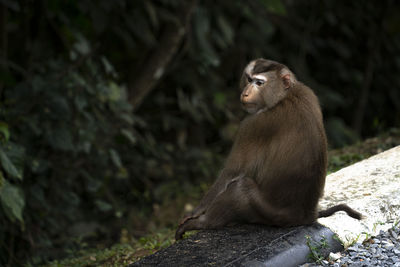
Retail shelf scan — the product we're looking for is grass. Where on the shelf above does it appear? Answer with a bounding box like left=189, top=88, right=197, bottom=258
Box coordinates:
left=305, top=235, right=329, bottom=264
left=43, top=229, right=175, bottom=267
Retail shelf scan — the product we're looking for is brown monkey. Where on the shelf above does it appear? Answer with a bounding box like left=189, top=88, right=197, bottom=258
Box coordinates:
left=175, top=59, right=362, bottom=240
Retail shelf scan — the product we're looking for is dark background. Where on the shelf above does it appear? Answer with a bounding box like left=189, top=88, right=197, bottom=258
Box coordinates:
left=1, top=0, right=400, bottom=265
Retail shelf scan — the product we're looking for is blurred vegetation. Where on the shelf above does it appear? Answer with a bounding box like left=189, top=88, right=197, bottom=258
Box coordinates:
left=1, top=0, right=400, bottom=265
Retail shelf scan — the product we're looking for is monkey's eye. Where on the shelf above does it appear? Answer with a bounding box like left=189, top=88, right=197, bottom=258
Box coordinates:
left=255, top=80, right=265, bottom=86
left=247, top=76, right=252, bottom=83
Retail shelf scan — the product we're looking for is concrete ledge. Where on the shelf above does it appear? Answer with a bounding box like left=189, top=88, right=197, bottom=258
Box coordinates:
left=318, top=145, right=400, bottom=246
left=131, top=146, right=400, bottom=266
left=130, top=223, right=342, bottom=267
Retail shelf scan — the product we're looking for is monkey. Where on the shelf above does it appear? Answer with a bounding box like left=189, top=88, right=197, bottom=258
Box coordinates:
left=175, top=58, right=362, bottom=240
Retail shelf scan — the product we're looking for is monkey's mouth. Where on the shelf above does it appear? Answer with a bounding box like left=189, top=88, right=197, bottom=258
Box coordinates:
left=241, top=102, right=257, bottom=108
left=241, top=102, right=259, bottom=113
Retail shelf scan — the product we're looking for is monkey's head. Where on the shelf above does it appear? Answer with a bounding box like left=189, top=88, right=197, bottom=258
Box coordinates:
left=240, top=58, right=296, bottom=114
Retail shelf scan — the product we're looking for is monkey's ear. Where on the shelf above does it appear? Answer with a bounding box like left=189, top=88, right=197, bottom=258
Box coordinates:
left=281, top=68, right=296, bottom=89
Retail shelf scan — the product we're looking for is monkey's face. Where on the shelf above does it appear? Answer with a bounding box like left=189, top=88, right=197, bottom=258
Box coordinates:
left=240, top=59, right=295, bottom=114
left=240, top=73, right=269, bottom=114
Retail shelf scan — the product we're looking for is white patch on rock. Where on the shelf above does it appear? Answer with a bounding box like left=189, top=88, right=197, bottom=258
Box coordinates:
left=318, top=145, right=400, bottom=246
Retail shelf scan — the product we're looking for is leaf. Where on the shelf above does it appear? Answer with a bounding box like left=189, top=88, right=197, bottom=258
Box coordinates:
left=81, top=171, right=101, bottom=192
left=259, top=0, right=287, bottom=15
left=109, top=149, right=122, bottom=168
left=119, top=113, right=134, bottom=125
left=194, top=8, right=220, bottom=66
left=49, top=95, right=71, bottom=119
left=0, top=181, right=25, bottom=223
left=74, top=95, right=88, bottom=111
left=0, top=171, right=4, bottom=188
left=4, top=143, right=25, bottom=179
left=73, top=34, right=91, bottom=55
left=101, top=56, right=116, bottom=76
left=0, top=122, right=10, bottom=141
left=120, top=129, right=137, bottom=145
left=144, top=1, right=159, bottom=28
left=65, top=191, right=80, bottom=206
left=0, top=147, right=22, bottom=180
left=69, top=50, right=78, bottom=61
left=108, top=81, right=122, bottom=102
left=217, top=15, right=234, bottom=46
left=213, top=92, right=227, bottom=109
left=49, top=127, right=74, bottom=151
left=95, top=199, right=113, bottom=212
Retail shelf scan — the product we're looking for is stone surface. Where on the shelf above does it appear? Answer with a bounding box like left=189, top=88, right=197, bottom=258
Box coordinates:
left=130, top=223, right=342, bottom=267
left=318, top=145, right=400, bottom=246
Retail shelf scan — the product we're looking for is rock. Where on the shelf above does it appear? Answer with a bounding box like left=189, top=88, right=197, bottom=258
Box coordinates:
left=130, top=223, right=342, bottom=267
left=389, top=229, right=398, bottom=239
left=329, top=252, right=341, bottom=261
left=318, top=146, right=400, bottom=246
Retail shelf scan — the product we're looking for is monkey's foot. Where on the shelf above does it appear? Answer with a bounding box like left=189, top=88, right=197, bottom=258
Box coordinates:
left=176, top=214, right=200, bottom=240
left=175, top=225, right=185, bottom=240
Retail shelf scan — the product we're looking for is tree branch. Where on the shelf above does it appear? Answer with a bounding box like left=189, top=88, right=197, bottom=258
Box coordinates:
left=0, top=3, right=8, bottom=95
left=352, top=11, right=384, bottom=135
left=127, top=0, right=197, bottom=111
left=352, top=43, right=375, bottom=135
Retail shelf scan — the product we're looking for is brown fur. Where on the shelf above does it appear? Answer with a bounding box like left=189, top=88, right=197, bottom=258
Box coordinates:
left=175, top=59, right=362, bottom=240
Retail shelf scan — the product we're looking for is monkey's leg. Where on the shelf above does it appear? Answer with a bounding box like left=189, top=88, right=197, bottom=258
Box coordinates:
left=175, top=175, right=279, bottom=240
left=175, top=206, right=235, bottom=240
left=180, top=172, right=241, bottom=225
left=175, top=176, right=301, bottom=240
left=175, top=179, right=241, bottom=240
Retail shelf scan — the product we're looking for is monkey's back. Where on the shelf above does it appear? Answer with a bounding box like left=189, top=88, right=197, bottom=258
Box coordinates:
left=232, top=83, right=328, bottom=222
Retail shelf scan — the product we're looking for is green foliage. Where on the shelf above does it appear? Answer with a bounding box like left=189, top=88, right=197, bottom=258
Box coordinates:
left=0, top=145, right=23, bottom=180
left=1, top=5, right=225, bottom=261
left=0, top=180, right=25, bottom=224
left=259, top=0, right=287, bottom=15
left=0, top=125, right=25, bottom=225
left=138, top=232, right=174, bottom=251
left=0, top=55, right=140, bottom=264
left=44, top=229, right=175, bottom=267
left=0, top=122, right=10, bottom=142
left=328, top=153, right=365, bottom=173
left=45, top=243, right=136, bottom=267
left=305, top=235, right=330, bottom=264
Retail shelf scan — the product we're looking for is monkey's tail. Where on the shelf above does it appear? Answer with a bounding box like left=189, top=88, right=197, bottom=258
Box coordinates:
left=318, top=204, right=363, bottom=220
